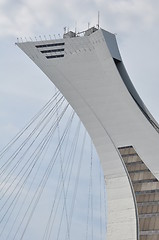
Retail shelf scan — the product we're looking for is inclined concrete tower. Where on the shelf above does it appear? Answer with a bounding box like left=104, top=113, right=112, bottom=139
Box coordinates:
left=17, top=27, right=159, bottom=240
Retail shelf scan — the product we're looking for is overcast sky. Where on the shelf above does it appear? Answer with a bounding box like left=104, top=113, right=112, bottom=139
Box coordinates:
left=1, top=0, right=159, bottom=143
left=1, top=0, right=159, bottom=239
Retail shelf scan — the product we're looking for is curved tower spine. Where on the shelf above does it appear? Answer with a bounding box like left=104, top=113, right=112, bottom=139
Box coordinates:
left=17, top=27, right=159, bottom=240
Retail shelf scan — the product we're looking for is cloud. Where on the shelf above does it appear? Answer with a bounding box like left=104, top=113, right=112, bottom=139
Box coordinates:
left=95, top=0, right=159, bottom=33
left=0, top=0, right=80, bottom=37
left=1, top=0, right=159, bottom=38
left=0, top=0, right=51, bottom=37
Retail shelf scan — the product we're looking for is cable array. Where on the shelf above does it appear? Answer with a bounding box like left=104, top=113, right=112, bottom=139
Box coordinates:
left=0, top=89, right=106, bottom=240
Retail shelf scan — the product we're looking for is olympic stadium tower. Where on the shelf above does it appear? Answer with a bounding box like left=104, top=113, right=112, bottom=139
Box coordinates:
left=17, top=27, right=159, bottom=240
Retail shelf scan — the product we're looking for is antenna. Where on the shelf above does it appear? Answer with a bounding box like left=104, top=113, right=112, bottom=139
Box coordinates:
left=75, top=21, right=77, bottom=34
left=97, top=11, right=100, bottom=29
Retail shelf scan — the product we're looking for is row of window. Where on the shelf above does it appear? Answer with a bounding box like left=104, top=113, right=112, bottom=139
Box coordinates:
left=36, top=42, right=65, bottom=48
left=41, top=48, right=64, bottom=54
left=46, top=54, right=64, bottom=59
left=133, top=179, right=158, bottom=184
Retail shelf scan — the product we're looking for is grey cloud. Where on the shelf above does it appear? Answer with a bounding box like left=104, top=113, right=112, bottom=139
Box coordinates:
left=1, top=0, right=159, bottom=38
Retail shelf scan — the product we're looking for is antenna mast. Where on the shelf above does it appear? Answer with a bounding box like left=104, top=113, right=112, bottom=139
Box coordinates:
left=97, top=11, right=100, bottom=29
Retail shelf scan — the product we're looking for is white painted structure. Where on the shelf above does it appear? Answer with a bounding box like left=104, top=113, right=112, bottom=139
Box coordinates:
left=17, top=28, right=159, bottom=240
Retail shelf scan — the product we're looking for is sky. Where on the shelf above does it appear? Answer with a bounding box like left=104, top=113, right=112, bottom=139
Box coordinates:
left=1, top=0, right=159, bottom=239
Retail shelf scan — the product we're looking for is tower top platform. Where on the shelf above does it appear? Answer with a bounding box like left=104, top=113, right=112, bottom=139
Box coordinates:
left=63, top=26, right=98, bottom=38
